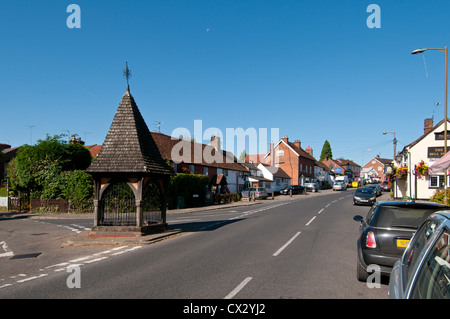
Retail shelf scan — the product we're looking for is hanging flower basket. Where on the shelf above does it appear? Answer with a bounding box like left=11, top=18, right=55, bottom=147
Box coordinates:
left=396, top=166, right=408, bottom=179
left=415, top=160, right=429, bottom=178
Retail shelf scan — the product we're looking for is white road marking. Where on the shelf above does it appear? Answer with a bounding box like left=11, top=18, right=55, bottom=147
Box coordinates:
left=306, top=216, right=316, bottom=226
left=273, top=232, right=301, bottom=257
left=17, top=274, right=48, bottom=283
left=224, top=277, right=253, bottom=299
left=318, top=208, right=324, bottom=214
left=0, top=241, right=14, bottom=258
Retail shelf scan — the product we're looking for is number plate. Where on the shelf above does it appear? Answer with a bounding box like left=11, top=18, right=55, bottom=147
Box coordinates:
left=397, top=239, right=410, bottom=248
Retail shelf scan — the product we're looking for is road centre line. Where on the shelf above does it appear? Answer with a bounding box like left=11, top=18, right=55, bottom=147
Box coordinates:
left=273, top=231, right=301, bottom=257
left=224, top=277, right=253, bottom=299
left=306, top=216, right=316, bottom=226
left=317, top=208, right=324, bottom=214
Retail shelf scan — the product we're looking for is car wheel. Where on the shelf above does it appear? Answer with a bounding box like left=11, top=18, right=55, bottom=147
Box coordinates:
left=357, top=258, right=368, bottom=282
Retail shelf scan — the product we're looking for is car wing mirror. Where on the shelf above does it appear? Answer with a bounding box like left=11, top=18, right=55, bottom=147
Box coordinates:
left=353, top=215, right=364, bottom=223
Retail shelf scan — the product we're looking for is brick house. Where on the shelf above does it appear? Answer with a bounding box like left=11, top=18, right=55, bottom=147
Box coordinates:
left=362, top=155, right=393, bottom=182
left=253, top=136, right=316, bottom=186
left=322, top=157, right=361, bottom=181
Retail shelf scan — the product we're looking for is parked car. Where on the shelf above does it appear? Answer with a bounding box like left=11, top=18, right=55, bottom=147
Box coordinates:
left=389, top=210, right=450, bottom=299
left=241, top=187, right=269, bottom=199
left=304, top=182, right=318, bottom=193
left=333, top=182, right=346, bottom=191
left=380, top=180, right=391, bottom=192
left=353, top=187, right=376, bottom=206
left=365, top=184, right=382, bottom=196
left=280, top=185, right=305, bottom=195
left=353, top=201, right=449, bottom=282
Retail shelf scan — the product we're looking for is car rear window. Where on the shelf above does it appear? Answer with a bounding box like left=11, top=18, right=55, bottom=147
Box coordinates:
left=370, top=206, right=440, bottom=229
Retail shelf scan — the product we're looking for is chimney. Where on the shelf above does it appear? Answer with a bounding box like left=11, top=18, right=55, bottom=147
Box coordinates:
left=270, top=141, right=274, bottom=165
left=282, top=135, right=289, bottom=143
left=211, top=136, right=221, bottom=151
left=424, top=118, right=434, bottom=135
left=305, top=146, right=313, bottom=156
left=294, top=139, right=301, bottom=149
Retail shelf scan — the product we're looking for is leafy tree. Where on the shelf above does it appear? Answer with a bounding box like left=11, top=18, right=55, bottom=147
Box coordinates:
left=239, top=149, right=247, bottom=162
left=61, top=170, right=94, bottom=202
left=319, top=140, right=333, bottom=161
left=8, top=134, right=92, bottom=199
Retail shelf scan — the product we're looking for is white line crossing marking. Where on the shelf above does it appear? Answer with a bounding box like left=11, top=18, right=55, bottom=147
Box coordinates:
left=273, top=232, right=301, bottom=257
left=224, top=277, right=253, bottom=299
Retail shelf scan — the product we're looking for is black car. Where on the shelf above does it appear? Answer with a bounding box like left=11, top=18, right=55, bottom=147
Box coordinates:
left=353, top=187, right=376, bottom=205
left=353, top=201, right=449, bottom=281
left=280, top=185, right=305, bottom=195
left=304, top=183, right=319, bottom=193
left=365, top=184, right=382, bottom=196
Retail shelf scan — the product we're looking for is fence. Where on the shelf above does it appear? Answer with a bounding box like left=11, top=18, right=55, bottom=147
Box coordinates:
left=30, top=199, right=93, bottom=214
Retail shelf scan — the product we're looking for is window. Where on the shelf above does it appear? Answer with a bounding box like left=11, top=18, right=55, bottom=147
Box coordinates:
left=410, top=229, right=450, bottom=299
left=203, top=167, right=208, bottom=175
left=189, top=164, right=195, bottom=173
left=430, top=175, right=445, bottom=188
left=403, top=220, right=440, bottom=286
left=223, top=169, right=228, bottom=176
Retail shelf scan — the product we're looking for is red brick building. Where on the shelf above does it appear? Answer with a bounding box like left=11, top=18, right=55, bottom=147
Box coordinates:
left=249, top=136, right=316, bottom=186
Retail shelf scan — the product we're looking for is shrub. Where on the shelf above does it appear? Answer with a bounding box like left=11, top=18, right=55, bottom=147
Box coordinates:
left=430, top=189, right=450, bottom=204
left=168, top=173, right=209, bottom=209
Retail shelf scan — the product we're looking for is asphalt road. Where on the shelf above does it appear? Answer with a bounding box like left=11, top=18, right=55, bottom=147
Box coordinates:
left=0, top=189, right=390, bottom=300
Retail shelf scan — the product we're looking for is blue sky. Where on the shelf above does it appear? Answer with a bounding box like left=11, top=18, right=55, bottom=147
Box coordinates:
left=1, top=0, right=450, bottom=166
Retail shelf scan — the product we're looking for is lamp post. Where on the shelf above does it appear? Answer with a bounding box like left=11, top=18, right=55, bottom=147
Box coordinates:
left=383, top=131, right=397, bottom=159
left=412, top=47, right=448, bottom=204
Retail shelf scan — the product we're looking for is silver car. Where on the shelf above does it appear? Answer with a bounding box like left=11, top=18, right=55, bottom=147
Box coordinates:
left=241, top=187, right=269, bottom=200
left=389, top=210, right=450, bottom=299
left=333, top=182, right=346, bottom=191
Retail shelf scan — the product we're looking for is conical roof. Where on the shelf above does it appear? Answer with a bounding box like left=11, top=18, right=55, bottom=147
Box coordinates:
left=86, top=89, right=173, bottom=175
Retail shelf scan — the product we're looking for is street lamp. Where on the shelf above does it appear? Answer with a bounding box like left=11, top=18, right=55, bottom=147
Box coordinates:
left=412, top=47, right=448, bottom=204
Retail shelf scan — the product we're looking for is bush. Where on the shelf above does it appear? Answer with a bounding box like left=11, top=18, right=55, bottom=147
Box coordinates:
left=430, top=190, right=450, bottom=204
left=168, top=173, right=209, bottom=209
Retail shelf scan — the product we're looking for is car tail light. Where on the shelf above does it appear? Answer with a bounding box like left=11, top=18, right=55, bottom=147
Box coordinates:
left=366, top=231, right=377, bottom=248
left=256, top=191, right=260, bottom=195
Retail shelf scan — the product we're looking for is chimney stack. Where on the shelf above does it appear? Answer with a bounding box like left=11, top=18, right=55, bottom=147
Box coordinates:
left=424, top=118, right=434, bottom=135
left=294, top=140, right=301, bottom=149
left=211, top=136, right=221, bottom=151
left=305, top=146, right=313, bottom=156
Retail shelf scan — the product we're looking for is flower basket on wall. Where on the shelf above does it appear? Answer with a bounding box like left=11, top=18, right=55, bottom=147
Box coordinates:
left=415, top=160, right=429, bottom=178
left=396, top=166, right=408, bottom=179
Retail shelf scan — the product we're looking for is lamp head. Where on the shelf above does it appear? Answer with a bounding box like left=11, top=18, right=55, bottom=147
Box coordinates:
left=412, top=48, right=427, bottom=55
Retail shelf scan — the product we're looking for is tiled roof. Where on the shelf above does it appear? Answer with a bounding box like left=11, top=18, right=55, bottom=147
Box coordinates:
left=86, top=90, right=173, bottom=175
left=151, top=132, right=247, bottom=172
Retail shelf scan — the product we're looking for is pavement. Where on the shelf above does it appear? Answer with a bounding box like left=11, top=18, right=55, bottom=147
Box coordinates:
left=1, top=189, right=338, bottom=247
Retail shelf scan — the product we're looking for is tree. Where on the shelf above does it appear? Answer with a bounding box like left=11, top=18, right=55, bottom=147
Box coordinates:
left=319, top=140, right=333, bottom=161
left=239, top=149, right=247, bottom=162
left=8, top=134, right=92, bottom=199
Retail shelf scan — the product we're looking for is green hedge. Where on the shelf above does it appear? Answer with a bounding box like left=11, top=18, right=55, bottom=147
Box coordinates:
left=168, top=173, right=209, bottom=209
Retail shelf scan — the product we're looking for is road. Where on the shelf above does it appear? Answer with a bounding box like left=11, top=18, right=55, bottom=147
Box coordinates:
left=0, top=189, right=390, bottom=301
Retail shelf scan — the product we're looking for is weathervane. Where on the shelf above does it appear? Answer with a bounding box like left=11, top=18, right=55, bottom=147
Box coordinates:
left=123, top=61, right=132, bottom=92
